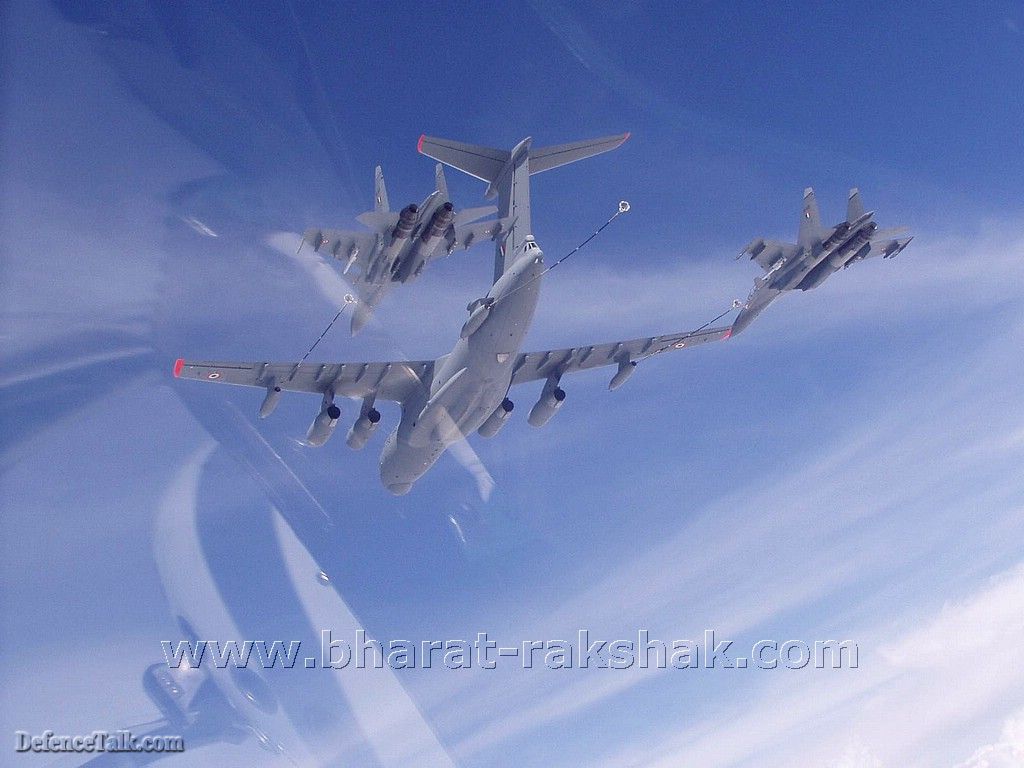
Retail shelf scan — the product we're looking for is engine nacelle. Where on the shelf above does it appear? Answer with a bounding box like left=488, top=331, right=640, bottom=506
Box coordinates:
left=391, top=204, right=418, bottom=244
left=258, top=383, right=283, bottom=418
left=377, top=204, right=418, bottom=270
left=421, top=201, right=454, bottom=242
left=478, top=398, right=514, bottom=438
left=306, top=404, right=341, bottom=447
left=528, top=386, right=565, bottom=428
left=346, top=408, right=382, bottom=450
left=608, top=360, right=637, bottom=391
left=394, top=202, right=455, bottom=282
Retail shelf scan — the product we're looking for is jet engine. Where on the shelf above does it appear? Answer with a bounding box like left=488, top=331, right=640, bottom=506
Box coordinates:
left=396, top=202, right=455, bottom=281
left=478, top=398, right=514, bottom=437
left=608, top=360, right=637, bottom=391
left=391, top=204, right=418, bottom=244
left=528, top=383, right=565, bottom=427
left=305, top=403, right=341, bottom=447
left=375, top=203, right=418, bottom=270
left=259, top=384, right=283, bottom=418
left=346, top=408, right=382, bottom=450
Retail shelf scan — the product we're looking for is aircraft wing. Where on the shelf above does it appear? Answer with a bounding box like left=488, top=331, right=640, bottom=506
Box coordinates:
left=742, top=239, right=801, bottom=271
left=510, top=326, right=731, bottom=385
left=444, top=217, right=512, bottom=255
left=301, top=228, right=379, bottom=276
left=174, top=358, right=433, bottom=404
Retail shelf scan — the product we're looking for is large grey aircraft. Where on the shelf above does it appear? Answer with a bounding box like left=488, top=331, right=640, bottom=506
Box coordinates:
left=301, top=163, right=509, bottom=335
left=175, top=132, right=732, bottom=495
left=732, top=188, right=912, bottom=335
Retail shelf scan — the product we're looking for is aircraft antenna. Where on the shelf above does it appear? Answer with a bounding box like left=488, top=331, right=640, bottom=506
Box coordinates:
left=299, top=293, right=357, bottom=363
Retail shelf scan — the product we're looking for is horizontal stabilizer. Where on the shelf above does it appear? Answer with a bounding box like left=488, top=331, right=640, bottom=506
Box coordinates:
left=452, top=205, right=498, bottom=226
left=355, top=210, right=400, bottom=230
left=872, top=226, right=910, bottom=239
left=447, top=217, right=512, bottom=253
left=419, top=132, right=630, bottom=182
left=418, top=135, right=510, bottom=183
left=527, top=132, right=630, bottom=175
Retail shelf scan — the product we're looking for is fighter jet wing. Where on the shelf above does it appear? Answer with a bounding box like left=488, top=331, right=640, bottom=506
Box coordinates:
left=444, top=217, right=512, bottom=255
left=741, top=239, right=801, bottom=271
left=510, top=325, right=731, bottom=385
left=174, top=358, right=432, bottom=404
left=301, top=228, right=379, bottom=277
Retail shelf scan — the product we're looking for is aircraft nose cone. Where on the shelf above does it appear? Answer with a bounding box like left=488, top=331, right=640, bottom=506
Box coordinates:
left=386, top=482, right=413, bottom=496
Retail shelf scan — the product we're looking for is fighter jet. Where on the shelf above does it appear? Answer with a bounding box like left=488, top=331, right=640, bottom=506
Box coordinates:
left=732, top=188, right=912, bottom=335
left=301, top=163, right=510, bottom=335
left=175, top=132, right=733, bottom=495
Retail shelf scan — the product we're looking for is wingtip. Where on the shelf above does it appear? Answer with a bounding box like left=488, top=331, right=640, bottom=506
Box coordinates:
left=621, top=131, right=631, bottom=143
left=723, top=328, right=732, bottom=340
left=417, top=134, right=426, bottom=154
left=173, top=358, right=184, bottom=378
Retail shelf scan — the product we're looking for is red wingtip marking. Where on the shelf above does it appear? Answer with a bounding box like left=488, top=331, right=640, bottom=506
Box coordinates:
left=417, top=134, right=426, bottom=153
left=173, top=358, right=184, bottom=378
left=723, top=328, right=732, bottom=340
left=622, top=131, right=631, bottom=142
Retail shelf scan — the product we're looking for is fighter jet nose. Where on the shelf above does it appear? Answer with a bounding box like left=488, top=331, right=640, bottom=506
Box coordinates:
left=386, top=482, right=413, bottom=496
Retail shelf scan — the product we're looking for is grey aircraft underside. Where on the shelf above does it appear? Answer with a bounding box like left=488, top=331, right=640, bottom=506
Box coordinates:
left=301, top=163, right=510, bottom=335
left=176, top=132, right=735, bottom=495
left=732, top=187, right=913, bottom=335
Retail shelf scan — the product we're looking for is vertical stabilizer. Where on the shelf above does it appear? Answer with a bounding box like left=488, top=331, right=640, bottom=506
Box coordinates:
left=847, top=188, right=864, bottom=223
left=374, top=166, right=389, bottom=213
left=434, top=163, right=448, bottom=199
left=798, top=187, right=823, bottom=251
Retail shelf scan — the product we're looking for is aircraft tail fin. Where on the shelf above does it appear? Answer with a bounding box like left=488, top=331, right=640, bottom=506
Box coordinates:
left=374, top=166, right=389, bottom=213
left=434, top=163, right=448, bottom=198
left=847, top=188, right=864, bottom=223
left=798, top=187, right=824, bottom=250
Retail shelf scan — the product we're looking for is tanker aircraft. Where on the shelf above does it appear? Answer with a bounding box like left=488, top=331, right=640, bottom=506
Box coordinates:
left=176, top=132, right=732, bottom=495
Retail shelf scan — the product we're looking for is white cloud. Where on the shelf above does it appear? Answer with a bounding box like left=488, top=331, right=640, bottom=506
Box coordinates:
left=956, top=708, right=1024, bottom=767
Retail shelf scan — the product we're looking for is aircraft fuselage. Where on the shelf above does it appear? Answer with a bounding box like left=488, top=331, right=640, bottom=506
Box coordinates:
left=379, top=242, right=545, bottom=494
left=771, top=215, right=876, bottom=293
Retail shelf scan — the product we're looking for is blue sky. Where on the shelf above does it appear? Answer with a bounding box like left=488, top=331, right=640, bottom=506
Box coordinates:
left=3, top=1, right=1024, bottom=766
